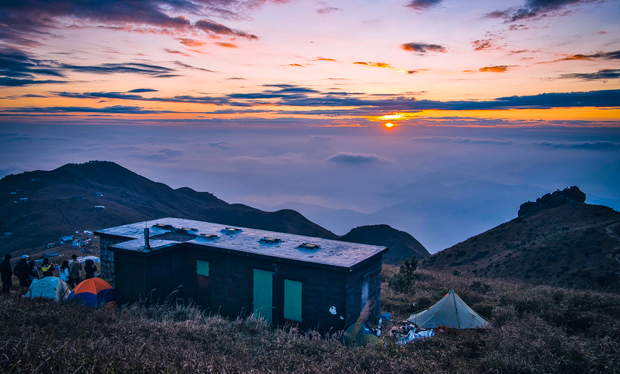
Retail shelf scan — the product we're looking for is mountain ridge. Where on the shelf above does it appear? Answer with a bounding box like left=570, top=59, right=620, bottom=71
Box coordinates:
left=0, top=161, right=429, bottom=264
left=422, top=187, right=620, bottom=291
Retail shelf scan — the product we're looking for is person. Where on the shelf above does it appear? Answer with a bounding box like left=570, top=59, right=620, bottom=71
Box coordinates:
left=40, top=258, right=55, bottom=277
left=68, top=254, right=82, bottom=287
left=13, top=255, right=30, bottom=295
left=0, top=254, right=12, bottom=295
left=84, top=259, right=97, bottom=279
left=59, top=260, right=70, bottom=283
left=28, top=260, right=39, bottom=285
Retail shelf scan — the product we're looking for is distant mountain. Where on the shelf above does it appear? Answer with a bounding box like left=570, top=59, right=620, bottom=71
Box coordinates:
left=340, top=224, right=430, bottom=264
left=268, top=201, right=397, bottom=236
left=0, top=161, right=337, bottom=255
left=423, top=187, right=620, bottom=291
left=376, top=180, right=550, bottom=253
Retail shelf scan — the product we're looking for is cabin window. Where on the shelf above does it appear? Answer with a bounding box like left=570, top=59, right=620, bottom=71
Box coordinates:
left=284, top=280, right=303, bottom=322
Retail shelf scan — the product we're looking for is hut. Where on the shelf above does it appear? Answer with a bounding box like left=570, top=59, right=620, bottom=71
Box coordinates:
left=96, top=217, right=388, bottom=333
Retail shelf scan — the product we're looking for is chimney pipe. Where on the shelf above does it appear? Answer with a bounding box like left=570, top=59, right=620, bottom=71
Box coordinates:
left=144, top=227, right=150, bottom=250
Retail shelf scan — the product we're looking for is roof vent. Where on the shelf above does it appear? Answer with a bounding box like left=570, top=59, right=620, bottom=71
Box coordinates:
left=259, top=237, right=282, bottom=244
left=198, top=234, right=218, bottom=241
left=153, top=223, right=174, bottom=230
left=180, top=227, right=198, bottom=234
left=221, top=227, right=242, bottom=235
left=298, top=243, right=320, bottom=250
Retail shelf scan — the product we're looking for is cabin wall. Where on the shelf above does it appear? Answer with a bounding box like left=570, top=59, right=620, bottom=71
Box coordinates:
left=113, top=251, right=147, bottom=303
left=186, top=246, right=349, bottom=332
left=109, top=242, right=383, bottom=333
left=99, top=234, right=133, bottom=287
left=345, top=257, right=383, bottom=325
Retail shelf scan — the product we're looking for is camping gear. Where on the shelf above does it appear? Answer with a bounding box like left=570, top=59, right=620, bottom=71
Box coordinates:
left=343, top=322, right=379, bottom=346
left=397, top=327, right=435, bottom=345
left=407, top=289, right=490, bottom=329
left=24, top=277, right=71, bottom=301
left=68, top=278, right=115, bottom=307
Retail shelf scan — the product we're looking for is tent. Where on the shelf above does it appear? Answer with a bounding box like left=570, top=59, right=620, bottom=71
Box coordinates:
left=68, top=278, right=115, bottom=307
left=25, top=277, right=71, bottom=301
left=343, top=322, right=379, bottom=346
left=407, top=289, right=490, bottom=329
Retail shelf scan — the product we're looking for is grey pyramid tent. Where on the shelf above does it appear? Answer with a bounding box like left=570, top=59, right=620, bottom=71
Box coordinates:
left=407, top=289, right=490, bottom=329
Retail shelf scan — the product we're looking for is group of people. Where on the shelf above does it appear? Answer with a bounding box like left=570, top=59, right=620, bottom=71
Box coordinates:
left=0, top=253, right=98, bottom=295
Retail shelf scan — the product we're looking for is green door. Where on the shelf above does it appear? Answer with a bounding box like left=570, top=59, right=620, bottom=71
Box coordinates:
left=253, top=269, right=274, bottom=324
left=284, top=280, right=302, bottom=322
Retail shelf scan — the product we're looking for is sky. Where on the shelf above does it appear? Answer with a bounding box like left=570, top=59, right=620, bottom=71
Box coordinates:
left=1, top=0, right=619, bottom=252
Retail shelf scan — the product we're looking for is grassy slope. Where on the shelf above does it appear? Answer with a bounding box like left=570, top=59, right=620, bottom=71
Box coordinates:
left=423, top=202, right=620, bottom=292
left=1, top=266, right=619, bottom=373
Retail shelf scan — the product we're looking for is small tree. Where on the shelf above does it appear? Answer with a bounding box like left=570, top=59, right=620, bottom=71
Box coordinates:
left=389, top=255, right=418, bottom=293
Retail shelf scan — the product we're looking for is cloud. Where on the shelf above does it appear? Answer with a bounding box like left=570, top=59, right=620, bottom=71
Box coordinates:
left=415, top=137, right=514, bottom=145
left=289, top=64, right=304, bottom=67
left=317, top=58, right=337, bottom=62
left=479, top=65, right=511, bottom=73
left=207, top=141, right=233, bottom=148
left=158, top=148, right=182, bottom=157
left=405, top=0, right=443, bottom=11
left=486, top=0, right=595, bottom=23
left=327, top=152, right=383, bottom=164
left=0, top=0, right=264, bottom=47
left=534, top=141, right=620, bottom=150
left=62, top=62, right=176, bottom=76
left=353, top=62, right=414, bottom=74
left=543, top=50, right=620, bottom=63
left=5, top=105, right=177, bottom=114
left=50, top=87, right=620, bottom=112
left=0, top=78, right=66, bottom=87
left=128, top=88, right=158, bottom=93
left=401, top=43, right=447, bottom=53
left=0, top=47, right=66, bottom=86
left=216, top=42, right=238, bottom=48
left=164, top=49, right=190, bottom=56
left=195, top=20, right=258, bottom=40
left=174, top=61, right=215, bottom=73
left=178, top=38, right=207, bottom=47
left=556, top=69, right=620, bottom=80
left=472, top=39, right=493, bottom=51
left=55, top=90, right=232, bottom=105
left=317, top=6, right=342, bottom=14
left=227, top=85, right=321, bottom=100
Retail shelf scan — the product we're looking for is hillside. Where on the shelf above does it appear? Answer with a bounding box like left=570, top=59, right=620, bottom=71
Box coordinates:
left=423, top=187, right=620, bottom=291
left=2, top=266, right=619, bottom=373
left=0, top=161, right=338, bottom=255
left=340, top=224, right=430, bottom=264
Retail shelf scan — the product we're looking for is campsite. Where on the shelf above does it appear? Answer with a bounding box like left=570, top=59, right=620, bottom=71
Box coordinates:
left=1, top=262, right=619, bottom=373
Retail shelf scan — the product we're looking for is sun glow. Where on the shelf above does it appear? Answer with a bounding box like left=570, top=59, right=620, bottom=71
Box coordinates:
left=379, top=114, right=404, bottom=121
left=384, top=122, right=396, bottom=128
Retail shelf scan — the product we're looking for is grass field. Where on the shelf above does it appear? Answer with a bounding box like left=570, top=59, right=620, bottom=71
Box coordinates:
left=1, top=265, right=619, bottom=373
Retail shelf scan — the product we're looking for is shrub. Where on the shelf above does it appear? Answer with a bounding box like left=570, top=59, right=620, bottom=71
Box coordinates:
left=388, top=256, right=418, bottom=293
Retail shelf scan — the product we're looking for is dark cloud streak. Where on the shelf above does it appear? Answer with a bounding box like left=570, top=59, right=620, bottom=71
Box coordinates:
left=487, top=0, right=595, bottom=23
left=405, top=0, right=443, bottom=11
left=401, top=42, right=447, bottom=53
left=0, top=0, right=264, bottom=47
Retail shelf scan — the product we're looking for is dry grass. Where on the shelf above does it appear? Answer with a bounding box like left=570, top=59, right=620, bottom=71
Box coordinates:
left=1, top=265, right=619, bottom=373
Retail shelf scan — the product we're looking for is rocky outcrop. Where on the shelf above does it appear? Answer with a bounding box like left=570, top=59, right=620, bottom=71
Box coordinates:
left=518, top=186, right=586, bottom=217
